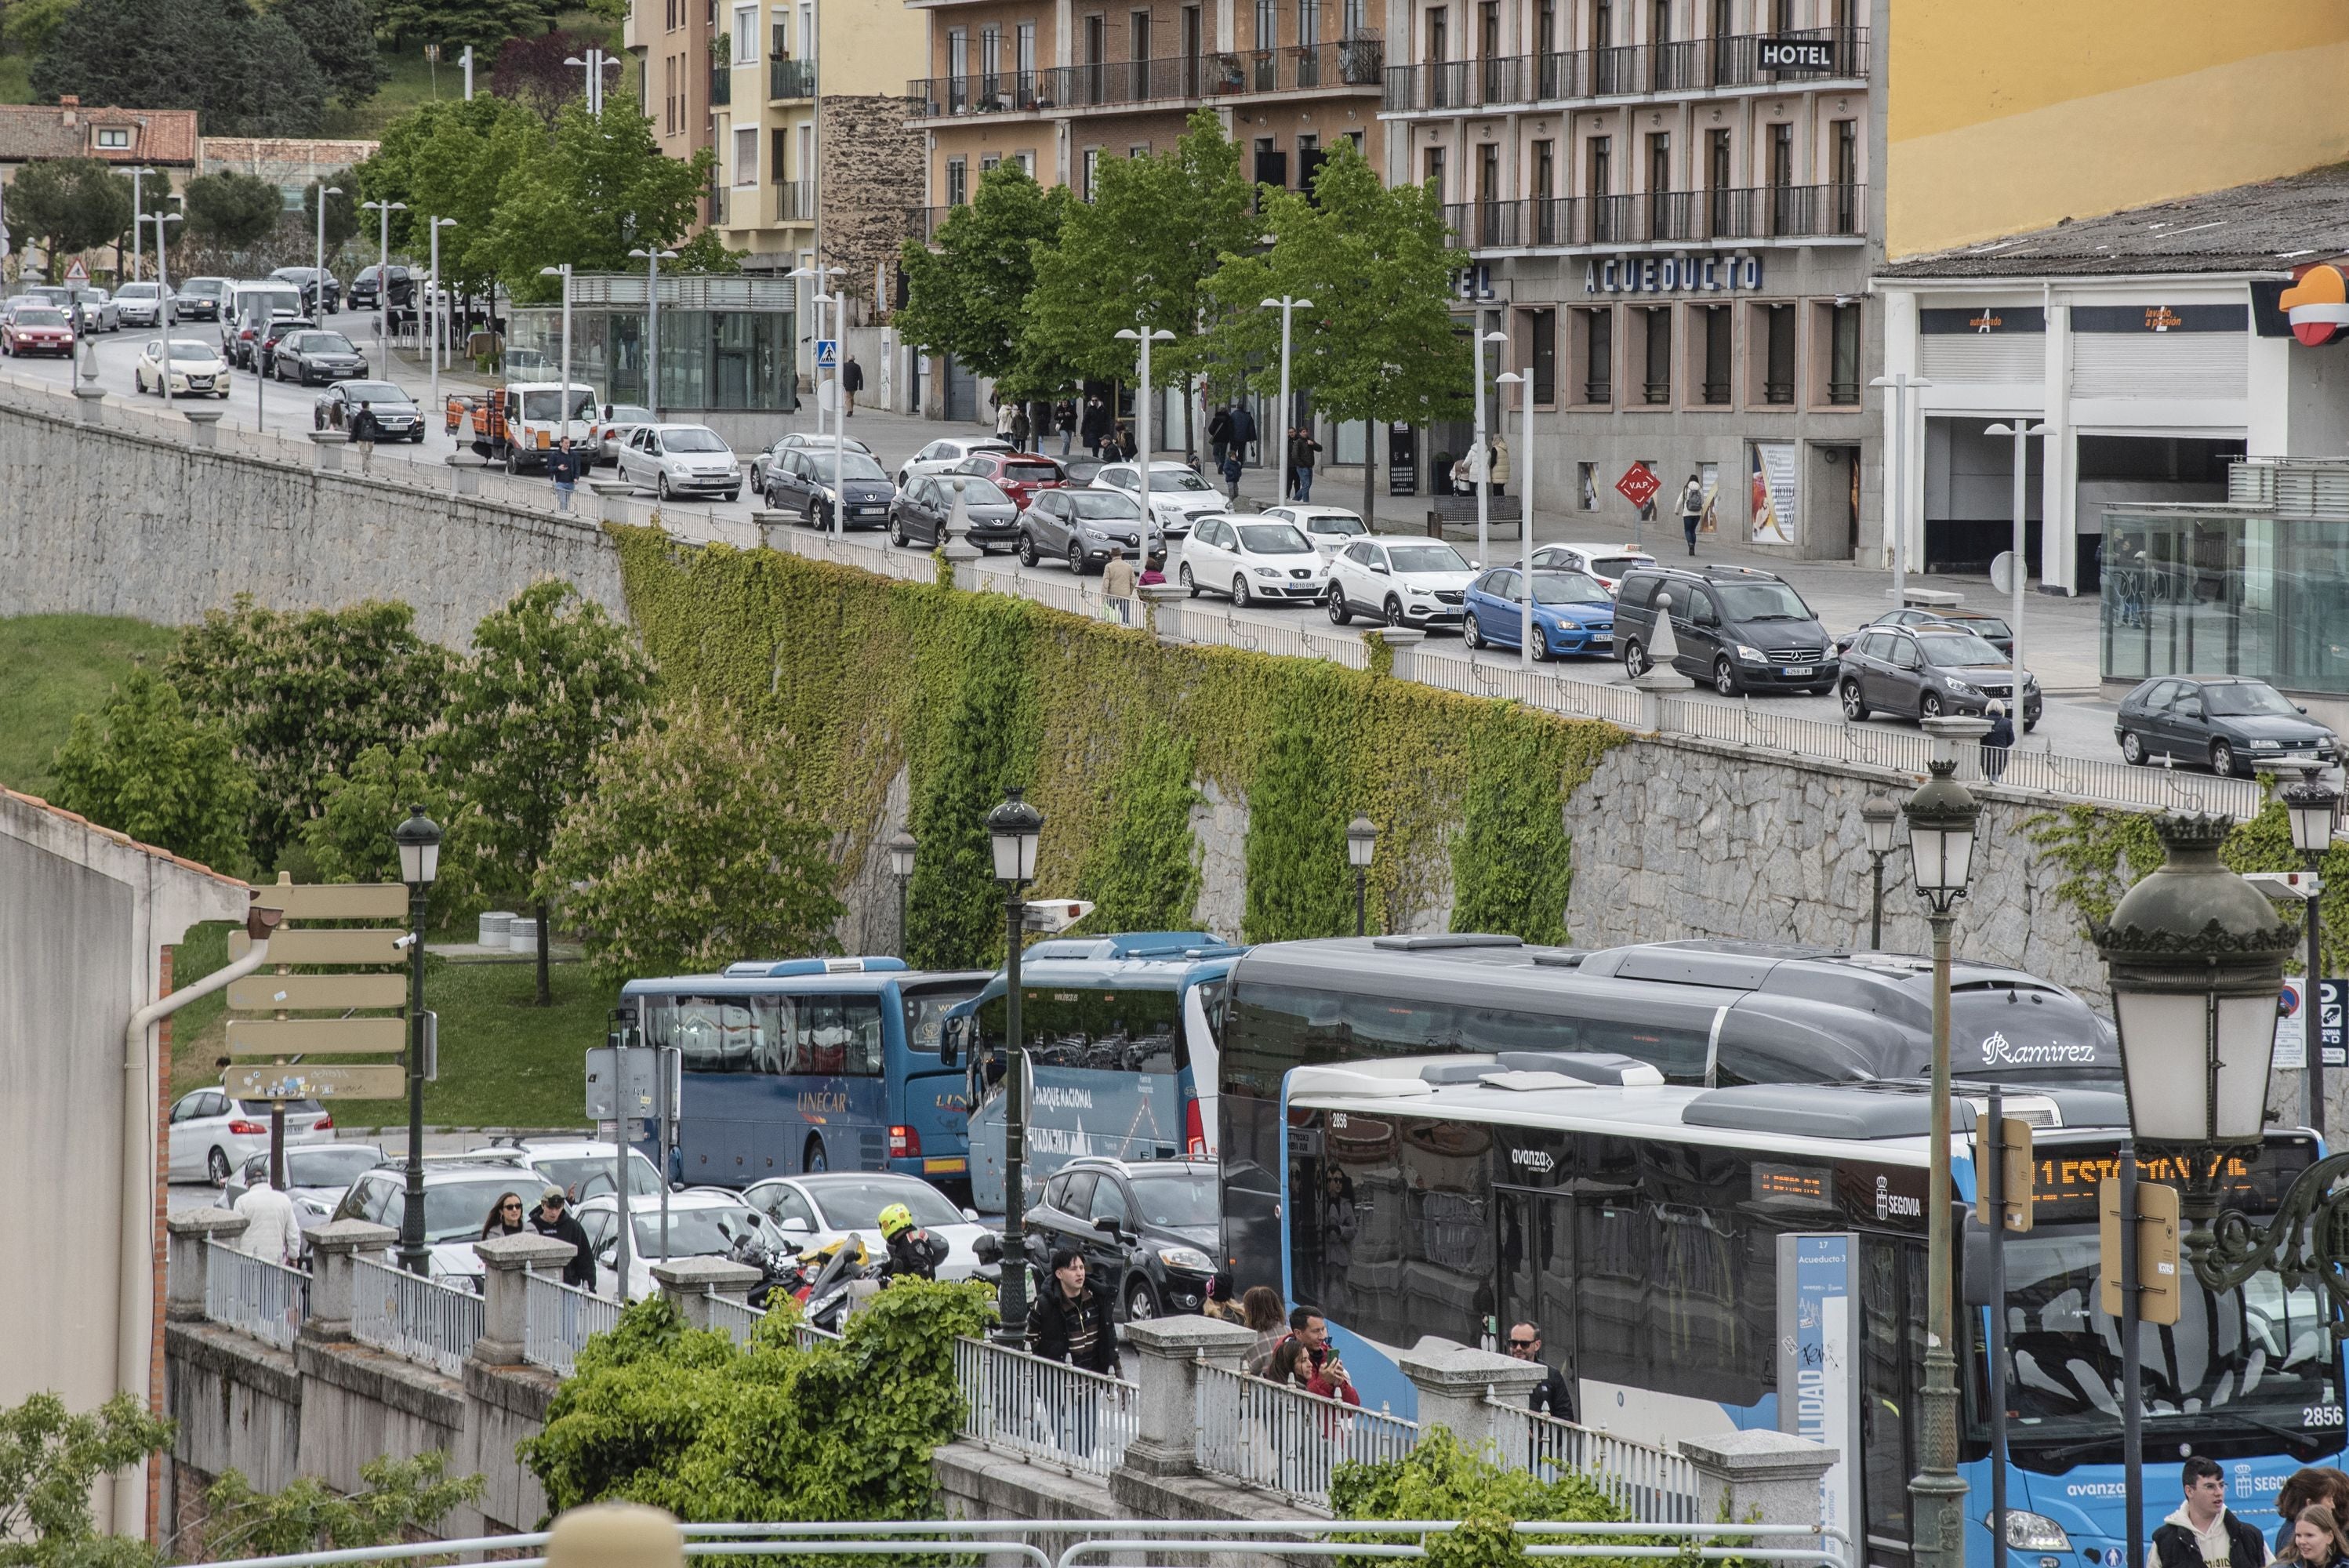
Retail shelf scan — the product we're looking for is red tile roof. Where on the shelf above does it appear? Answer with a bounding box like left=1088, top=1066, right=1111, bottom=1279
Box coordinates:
left=2, top=787, right=251, bottom=892
left=0, top=101, right=201, bottom=167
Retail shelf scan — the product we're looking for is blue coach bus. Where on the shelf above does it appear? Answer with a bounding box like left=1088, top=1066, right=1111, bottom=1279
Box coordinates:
left=945, top=931, right=1245, bottom=1211
left=623, top=957, right=990, bottom=1187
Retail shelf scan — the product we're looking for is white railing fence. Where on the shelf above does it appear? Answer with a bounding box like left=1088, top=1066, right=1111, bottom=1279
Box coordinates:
left=350, top=1255, right=485, bottom=1377
left=1490, top=1401, right=1701, bottom=1522
left=1194, top=1361, right=1421, bottom=1505
left=521, top=1269, right=623, bottom=1376
left=952, top=1335, right=1138, bottom=1480
left=202, top=1240, right=310, bottom=1351
left=706, top=1294, right=764, bottom=1345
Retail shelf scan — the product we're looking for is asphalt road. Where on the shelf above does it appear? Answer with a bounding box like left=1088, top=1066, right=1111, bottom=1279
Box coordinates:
left=9, top=323, right=2152, bottom=769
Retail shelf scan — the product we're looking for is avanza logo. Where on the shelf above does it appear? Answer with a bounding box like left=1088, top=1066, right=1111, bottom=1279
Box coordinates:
left=1510, top=1147, right=1556, bottom=1173
left=1980, top=1030, right=2100, bottom=1067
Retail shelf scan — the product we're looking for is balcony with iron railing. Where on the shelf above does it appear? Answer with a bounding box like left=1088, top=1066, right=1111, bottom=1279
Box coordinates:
left=778, top=179, right=817, bottom=223
left=710, top=64, right=732, bottom=106
left=907, top=34, right=1382, bottom=121
left=1383, top=27, right=1865, bottom=113
left=1440, top=183, right=1864, bottom=251
left=770, top=56, right=816, bottom=98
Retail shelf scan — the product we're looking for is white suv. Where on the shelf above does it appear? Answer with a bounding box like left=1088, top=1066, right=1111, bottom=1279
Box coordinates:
left=895, top=436, right=1011, bottom=490
left=1178, top=514, right=1328, bottom=606
left=1324, top=537, right=1478, bottom=630
left=1091, top=461, right=1223, bottom=539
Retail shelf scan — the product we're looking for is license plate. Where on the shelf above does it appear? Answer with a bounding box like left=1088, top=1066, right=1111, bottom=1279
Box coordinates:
left=1591, top=635, right=1612, bottom=645
left=1781, top=665, right=1813, bottom=677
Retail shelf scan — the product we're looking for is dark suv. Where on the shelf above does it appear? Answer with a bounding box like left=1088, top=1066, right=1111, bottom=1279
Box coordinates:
left=1613, top=564, right=1838, bottom=696
left=347, top=264, right=414, bottom=310
left=1022, top=1156, right=1219, bottom=1321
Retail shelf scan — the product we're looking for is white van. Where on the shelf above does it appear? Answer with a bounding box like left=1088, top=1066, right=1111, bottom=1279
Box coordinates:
left=221, top=281, right=304, bottom=368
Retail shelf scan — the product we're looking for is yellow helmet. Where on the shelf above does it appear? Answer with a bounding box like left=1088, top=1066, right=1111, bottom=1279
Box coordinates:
left=877, top=1203, right=916, bottom=1240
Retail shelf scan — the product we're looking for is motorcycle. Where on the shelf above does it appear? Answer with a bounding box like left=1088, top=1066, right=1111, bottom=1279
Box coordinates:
left=796, top=1235, right=887, bottom=1334
left=721, top=1223, right=809, bottom=1312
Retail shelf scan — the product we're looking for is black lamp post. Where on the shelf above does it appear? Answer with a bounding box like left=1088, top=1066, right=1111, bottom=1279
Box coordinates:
left=394, top=804, right=442, bottom=1276
left=2282, top=774, right=2339, bottom=1137
left=886, top=831, right=918, bottom=960
left=986, top=788, right=1043, bottom=1339
left=1901, top=755, right=1978, bottom=1568
left=1346, top=816, right=1378, bottom=937
left=1861, top=796, right=1899, bottom=950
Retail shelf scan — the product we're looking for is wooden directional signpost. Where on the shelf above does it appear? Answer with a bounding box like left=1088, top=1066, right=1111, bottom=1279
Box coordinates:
left=227, top=874, right=415, bottom=1185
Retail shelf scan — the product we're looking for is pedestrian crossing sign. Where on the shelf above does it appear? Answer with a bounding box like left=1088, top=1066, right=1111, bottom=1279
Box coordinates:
left=815, top=339, right=838, bottom=368
left=63, top=257, right=89, bottom=284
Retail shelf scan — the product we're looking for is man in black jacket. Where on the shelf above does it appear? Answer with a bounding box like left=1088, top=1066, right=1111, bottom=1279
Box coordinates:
left=530, top=1186, right=597, bottom=1290
left=2149, top=1457, right=2271, bottom=1568
left=1508, top=1321, right=1576, bottom=1422
left=1027, top=1247, right=1118, bottom=1454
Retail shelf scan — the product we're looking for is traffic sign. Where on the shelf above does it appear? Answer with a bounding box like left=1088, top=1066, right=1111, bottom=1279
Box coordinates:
left=225, top=1017, right=408, bottom=1057
left=2100, top=1176, right=2182, bottom=1326
left=63, top=257, right=88, bottom=284
left=225, top=1064, right=408, bottom=1101
left=2277, top=978, right=2307, bottom=1071
left=815, top=339, right=838, bottom=368
left=231, top=927, right=408, bottom=966
left=2322, top=978, right=2344, bottom=1069
left=251, top=882, right=407, bottom=921
left=227, top=972, right=408, bottom=1011
left=1615, top=463, right=1662, bottom=509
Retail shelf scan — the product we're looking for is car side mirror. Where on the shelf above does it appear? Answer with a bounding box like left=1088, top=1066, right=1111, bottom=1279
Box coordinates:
left=962, top=1207, right=979, bottom=1222
left=780, top=1218, right=811, bottom=1235
left=2299, top=705, right=2311, bottom=715
left=1371, top=563, right=1389, bottom=575
left=1092, top=1215, right=1127, bottom=1240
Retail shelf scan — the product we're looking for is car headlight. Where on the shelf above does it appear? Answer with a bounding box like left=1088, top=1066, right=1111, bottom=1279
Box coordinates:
left=1157, top=1246, right=1214, bottom=1272
left=1997, top=1512, right=2071, bottom=1552
left=1734, top=644, right=1767, bottom=664
left=1082, top=524, right=1107, bottom=541
left=2024, top=673, right=2039, bottom=689
left=1947, top=678, right=1981, bottom=696
left=1253, top=565, right=1281, bottom=577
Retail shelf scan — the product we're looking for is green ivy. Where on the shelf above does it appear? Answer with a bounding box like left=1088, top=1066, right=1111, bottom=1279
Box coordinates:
left=1243, top=666, right=1362, bottom=941
left=1079, top=720, right=1204, bottom=933
left=1331, top=1428, right=1675, bottom=1568
left=1447, top=710, right=1579, bottom=944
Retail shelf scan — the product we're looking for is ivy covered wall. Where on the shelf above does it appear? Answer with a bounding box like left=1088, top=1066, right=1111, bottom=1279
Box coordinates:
left=612, top=528, right=1628, bottom=966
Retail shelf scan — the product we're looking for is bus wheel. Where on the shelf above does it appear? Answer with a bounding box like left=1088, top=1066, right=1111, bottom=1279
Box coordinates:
left=804, top=1136, right=828, bottom=1174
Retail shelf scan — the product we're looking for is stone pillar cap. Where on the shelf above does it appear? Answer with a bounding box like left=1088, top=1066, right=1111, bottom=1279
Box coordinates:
left=1397, top=1337, right=1549, bottom=1395
left=181, top=406, right=224, bottom=421
left=1135, top=582, right=1189, bottom=603
left=1122, top=1316, right=1259, bottom=1355
left=587, top=478, right=636, bottom=495
left=1679, top=1428, right=1839, bottom=1474
left=307, top=1218, right=398, bottom=1252
left=308, top=429, right=349, bottom=443
left=1920, top=715, right=1994, bottom=741
left=477, top=1232, right=584, bottom=1270
left=648, top=1256, right=763, bottom=1291
left=1369, top=627, right=1428, bottom=647
left=167, top=1208, right=250, bottom=1237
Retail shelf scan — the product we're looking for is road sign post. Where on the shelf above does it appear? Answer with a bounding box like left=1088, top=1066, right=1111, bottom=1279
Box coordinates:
left=1616, top=463, right=1661, bottom=551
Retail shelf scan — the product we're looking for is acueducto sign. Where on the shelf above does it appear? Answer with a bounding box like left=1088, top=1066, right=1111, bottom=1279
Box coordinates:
left=1583, top=253, right=1763, bottom=295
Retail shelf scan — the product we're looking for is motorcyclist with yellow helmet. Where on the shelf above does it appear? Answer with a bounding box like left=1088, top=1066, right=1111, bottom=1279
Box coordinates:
left=878, top=1202, right=950, bottom=1281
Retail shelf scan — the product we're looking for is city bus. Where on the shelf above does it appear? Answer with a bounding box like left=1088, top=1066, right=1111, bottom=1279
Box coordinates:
left=1217, top=933, right=2121, bottom=1287
left=943, top=931, right=1244, bottom=1211
left=1265, top=1054, right=2339, bottom=1568
left=622, top=957, right=990, bottom=1189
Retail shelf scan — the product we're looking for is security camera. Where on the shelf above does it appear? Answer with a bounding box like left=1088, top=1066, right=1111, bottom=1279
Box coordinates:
left=393, top=931, right=420, bottom=951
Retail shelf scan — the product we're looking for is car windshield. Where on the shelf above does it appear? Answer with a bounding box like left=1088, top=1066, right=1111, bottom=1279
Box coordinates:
left=806, top=1178, right=962, bottom=1231
left=1387, top=543, right=1471, bottom=574
left=660, top=427, right=728, bottom=452
left=301, top=333, right=356, bottom=354
left=521, top=389, right=599, bottom=422
left=340, top=381, right=407, bottom=401
left=1532, top=572, right=1612, bottom=605
left=119, top=285, right=159, bottom=299
left=630, top=1207, right=766, bottom=1256
left=1954, top=615, right=2013, bottom=639
left=960, top=477, right=1011, bottom=507
left=425, top=1176, right=535, bottom=1242
left=15, top=310, right=65, bottom=327
left=184, top=281, right=227, bottom=297
left=535, top=1152, right=664, bottom=1201
left=167, top=341, right=215, bottom=361
left=807, top=452, right=887, bottom=481
left=234, top=1099, right=322, bottom=1116
left=1304, top=514, right=1366, bottom=537
left=1714, top=582, right=1813, bottom=621
left=1066, top=491, right=1142, bottom=519
left=1003, top=462, right=1062, bottom=483
left=1917, top=632, right=2006, bottom=668
left=2205, top=682, right=2303, bottom=717
left=1124, top=1171, right=1218, bottom=1228
left=608, top=405, right=653, bottom=424
left=1147, top=467, right=1213, bottom=493
left=1237, top=523, right=1312, bottom=554
left=1588, top=556, right=1646, bottom=578
left=284, top=1146, right=386, bottom=1188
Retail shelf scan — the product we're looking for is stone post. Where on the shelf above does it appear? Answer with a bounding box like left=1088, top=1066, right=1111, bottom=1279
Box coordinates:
left=1679, top=1430, right=1837, bottom=1529
left=474, top=1232, right=585, bottom=1365
left=650, top=1257, right=763, bottom=1331
left=182, top=405, right=223, bottom=447
left=590, top=478, right=637, bottom=524
left=165, top=1210, right=250, bottom=1322
left=1398, top=1341, right=1548, bottom=1457
left=750, top=509, right=792, bottom=549
left=303, top=1219, right=397, bottom=1340
left=308, top=429, right=347, bottom=471
left=445, top=454, right=483, bottom=495
left=1138, top=580, right=1188, bottom=643
left=1368, top=626, right=1426, bottom=682
left=74, top=380, right=106, bottom=425
left=1922, top=714, right=1994, bottom=786
left=943, top=535, right=984, bottom=593
left=1117, top=1316, right=1257, bottom=1477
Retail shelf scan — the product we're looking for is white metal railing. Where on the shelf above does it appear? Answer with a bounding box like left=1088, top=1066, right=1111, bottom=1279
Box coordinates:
left=1183, top=601, right=1373, bottom=668
left=706, top=1294, right=764, bottom=1345
left=1195, top=1361, right=1421, bottom=1505
left=350, top=1255, right=485, bottom=1377
left=953, top=1334, right=1138, bottom=1479
left=1489, top=1400, right=1701, bottom=1522
left=202, top=1240, right=310, bottom=1350
left=522, top=1269, right=623, bottom=1375
left=793, top=1321, right=840, bottom=1350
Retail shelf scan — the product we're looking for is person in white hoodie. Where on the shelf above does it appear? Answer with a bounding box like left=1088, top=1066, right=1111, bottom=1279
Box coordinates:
left=232, top=1169, right=304, bottom=1268
left=2149, top=1457, right=2273, bottom=1568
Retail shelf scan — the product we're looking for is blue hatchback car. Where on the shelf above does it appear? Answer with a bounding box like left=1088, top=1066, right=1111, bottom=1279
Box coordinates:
left=1461, top=568, right=1616, bottom=659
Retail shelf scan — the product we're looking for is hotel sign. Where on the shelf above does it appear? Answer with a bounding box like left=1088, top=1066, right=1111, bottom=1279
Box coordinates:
left=1583, top=253, right=1763, bottom=296
left=1757, top=36, right=1836, bottom=71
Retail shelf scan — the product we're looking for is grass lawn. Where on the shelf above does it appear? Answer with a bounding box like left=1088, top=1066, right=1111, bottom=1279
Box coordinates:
left=0, top=614, right=180, bottom=800
left=169, top=922, right=602, bottom=1131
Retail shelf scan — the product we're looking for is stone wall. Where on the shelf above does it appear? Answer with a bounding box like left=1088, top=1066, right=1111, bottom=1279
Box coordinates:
left=0, top=395, right=626, bottom=649
left=819, top=93, right=926, bottom=312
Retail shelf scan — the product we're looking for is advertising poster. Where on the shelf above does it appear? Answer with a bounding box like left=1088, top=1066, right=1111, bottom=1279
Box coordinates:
left=1750, top=441, right=1799, bottom=546
left=1698, top=462, right=1720, bottom=534
left=1777, top=1232, right=1859, bottom=1566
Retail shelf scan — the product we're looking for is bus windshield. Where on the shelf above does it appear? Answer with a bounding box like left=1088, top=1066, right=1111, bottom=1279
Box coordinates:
left=972, top=986, right=1181, bottom=1073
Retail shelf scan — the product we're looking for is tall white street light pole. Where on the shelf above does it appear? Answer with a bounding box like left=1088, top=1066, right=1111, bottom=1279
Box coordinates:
left=1472, top=325, right=1507, bottom=572
left=539, top=263, right=575, bottom=445
left=149, top=208, right=182, bottom=414
left=426, top=217, right=457, bottom=416
left=1498, top=368, right=1533, bottom=664
left=1984, top=420, right=2046, bottom=736
left=1259, top=295, right=1312, bottom=501
left=1870, top=371, right=1933, bottom=604
left=361, top=198, right=407, bottom=366
left=1116, top=318, right=1176, bottom=529
left=314, top=183, right=343, bottom=313
left=129, top=165, right=155, bottom=281
left=629, top=245, right=678, bottom=419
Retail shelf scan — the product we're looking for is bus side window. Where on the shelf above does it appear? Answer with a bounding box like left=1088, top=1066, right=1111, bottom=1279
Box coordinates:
left=752, top=996, right=793, bottom=1073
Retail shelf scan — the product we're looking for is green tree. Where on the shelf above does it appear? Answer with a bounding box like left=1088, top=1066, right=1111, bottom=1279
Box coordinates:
left=198, top=1453, right=481, bottom=1561
left=2, top=158, right=129, bottom=273
left=376, top=0, right=555, bottom=53
left=165, top=597, right=456, bottom=872
left=353, top=95, right=543, bottom=295
left=31, top=0, right=328, bottom=137
left=300, top=742, right=485, bottom=915
left=49, top=670, right=255, bottom=874
left=903, top=604, right=1037, bottom=969
left=1204, top=140, right=1469, bottom=520
left=1331, top=1428, right=1649, bottom=1568
left=0, top=0, right=73, bottom=57
left=543, top=699, right=844, bottom=985
left=895, top=160, right=1069, bottom=386
left=440, top=580, right=656, bottom=1003
left=0, top=1392, right=174, bottom=1568
left=183, top=172, right=286, bottom=249
left=276, top=0, right=386, bottom=109
left=481, top=90, right=720, bottom=298
left=301, top=175, right=358, bottom=251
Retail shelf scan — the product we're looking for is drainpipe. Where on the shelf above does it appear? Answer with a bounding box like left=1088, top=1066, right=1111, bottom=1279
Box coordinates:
left=111, top=898, right=284, bottom=1536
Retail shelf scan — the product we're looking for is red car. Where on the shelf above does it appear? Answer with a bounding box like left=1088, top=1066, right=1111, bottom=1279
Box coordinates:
left=1, top=306, right=76, bottom=357
left=949, top=450, right=1069, bottom=511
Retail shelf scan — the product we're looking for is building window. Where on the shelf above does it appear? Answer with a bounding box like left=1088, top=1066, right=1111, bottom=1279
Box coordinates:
left=95, top=126, right=130, bottom=149
left=770, top=126, right=786, bottom=181
left=732, top=126, right=757, bottom=187
left=1530, top=308, right=1556, bottom=405
left=946, top=155, right=968, bottom=205
left=1016, top=149, right=1036, bottom=175
left=1018, top=20, right=1037, bottom=92
left=981, top=152, right=1002, bottom=172
left=1424, top=144, right=1445, bottom=203
left=1767, top=120, right=1793, bottom=233
left=1083, top=147, right=1101, bottom=199
left=1425, top=5, right=1447, bottom=60
left=1130, top=143, right=1149, bottom=158
left=1832, top=118, right=1858, bottom=232
left=1256, top=136, right=1287, bottom=188
left=1577, top=307, right=1612, bottom=404
left=982, top=24, right=1001, bottom=100
left=947, top=27, right=968, bottom=111
left=1826, top=301, right=1859, bottom=405
left=1758, top=302, right=1794, bottom=405
left=1641, top=306, right=1671, bottom=404
left=733, top=5, right=757, bottom=62
left=1646, top=130, right=1670, bottom=235
left=1701, top=304, right=1731, bottom=404
left=1588, top=136, right=1614, bottom=241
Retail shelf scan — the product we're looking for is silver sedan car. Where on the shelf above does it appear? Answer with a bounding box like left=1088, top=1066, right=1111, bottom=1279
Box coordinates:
left=70, top=288, right=121, bottom=332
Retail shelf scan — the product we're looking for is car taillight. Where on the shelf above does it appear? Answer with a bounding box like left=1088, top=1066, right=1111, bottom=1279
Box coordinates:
left=227, top=1120, right=267, bottom=1135
left=1185, top=1099, right=1206, bottom=1157
left=888, top=1124, right=920, bottom=1158
left=315, top=1114, right=333, bottom=1131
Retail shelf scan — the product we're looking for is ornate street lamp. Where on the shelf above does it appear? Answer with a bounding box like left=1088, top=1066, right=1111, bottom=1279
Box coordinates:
left=1902, top=754, right=1978, bottom=1568
left=393, top=804, right=442, bottom=1276
left=1346, top=816, right=1378, bottom=937
left=986, top=789, right=1044, bottom=1339
left=887, top=831, right=918, bottom=960
left=1861, top=796, right=1899, bottom=950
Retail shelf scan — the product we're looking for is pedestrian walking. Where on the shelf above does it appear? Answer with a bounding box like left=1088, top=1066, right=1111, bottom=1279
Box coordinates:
left=481, top=1191, right=528, bottom=1240
left=348, top=398, right=380, bottom=474
left=1678, top=473, right=1704, bottom=556
left=1011, top=402, right=1033, bottom=452
left=995, top=395, right=1016, bottom=441
left=1207, top=404, right=1235, bottom=470
left=1229, top=399, right=1258, bottom=464
left=232, top=1171, right=303, bottom=1267
left=1139, top=550, right=1168, bottom=586
left=1287, top=426, right=1322, bottom=503
left=1055, top=396, right=1077, bottom=456
left=1487, top=433, right=1511, bottom=498
left=547, top=437, right=583, bottom=514
left=2148, top=1456, right=2273, bottom=1568
left=842, top=354, right=864, bottom=416
left=1082, top=394, right=1111, bottom=457
left=1983, top=699, right=2014, bottom=782
left=1028, top=1247, right=1120, bottom=1455
left=529, top=1186, right=597, bottom=1290
left=1102, top=546, right=1138, bottom=624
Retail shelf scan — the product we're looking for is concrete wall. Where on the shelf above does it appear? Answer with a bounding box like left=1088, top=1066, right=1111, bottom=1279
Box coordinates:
left=0, top=394, right=626, bottom=649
